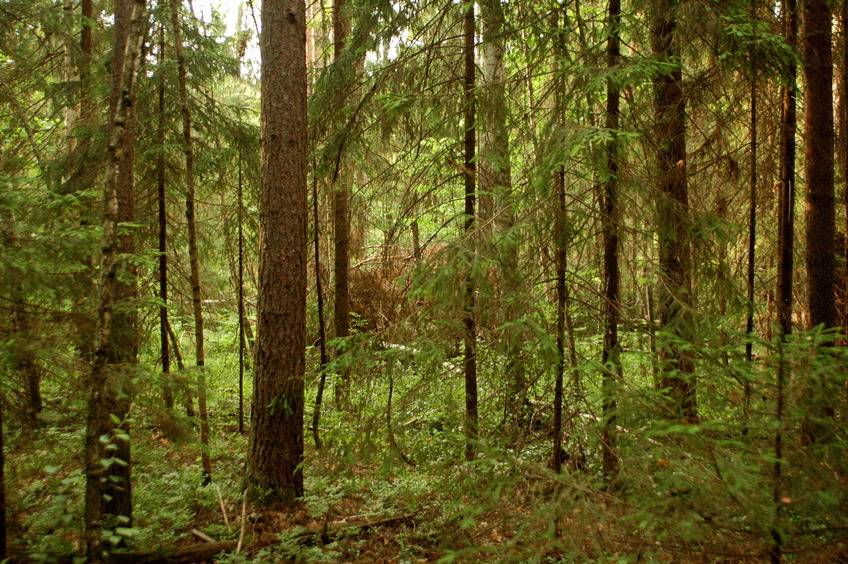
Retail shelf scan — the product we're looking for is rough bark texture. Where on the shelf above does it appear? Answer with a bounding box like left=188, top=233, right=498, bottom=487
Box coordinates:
left=777, top=0, right=796, bottom=337
left=801, top=0, right=836, bottom=443
left=246, top=0, right=307, bottom=507
left=601, top=0, right=621, bottom=480
left=332, top=0, right=352, bottom=402
left=463, top=1, right=478, bottom=462
left=84, top=0, right=146, bottom=558
left=102, top=0, right=141, bottom=528
left=171, top=0, right=212, bottom=480
left=652, top=0, right=695, bottom=422
left=803, top=0, right=836, bottom=331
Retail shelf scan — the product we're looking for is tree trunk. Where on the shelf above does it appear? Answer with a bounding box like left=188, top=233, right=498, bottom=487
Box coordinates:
left=801, top=0, right=836, bottom=443
left=170, top=0, right=212, bottom=480
left=84, top=0, right=146, bottom=559
left=776, top=0, right=796, bottom=338
left=246, top=0, right=307, bottom=507
left=102, top=0, right=142, bottom=527
left=157, top=25, right=173, bottom=412
left=652, top=0, right=695, bottom=422
left=312, top=171, right=329, bottom=450
left=480, top=0, right=525, bottom=435
left=332, top=0, right=352, bottom=403
left=462, top=0, right=478, bottom=462
left=600, top=0, right=621, bottom=480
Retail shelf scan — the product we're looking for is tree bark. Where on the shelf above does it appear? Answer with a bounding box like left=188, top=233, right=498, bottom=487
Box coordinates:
left=157, top=25, right=173, bottom=412
left=102, top=0, right=142, bottom=529
left=462, top=0, right=478, bottom=462
left=601, top=0, right=621, bottom=480
left=246, top=0, right=307, bottom=507
left=652, top=0, right=695, bottom=422
left=170, top=0, right=212, bottom=480
left=84, top=0, right=146, bottom=558
left=777, top=0, right=797, bottom=338
left=480, top=0, right=526, bottom=434
left=801, top=0, right=836, bottom=443
left=332, top=0, right=352, bottom=403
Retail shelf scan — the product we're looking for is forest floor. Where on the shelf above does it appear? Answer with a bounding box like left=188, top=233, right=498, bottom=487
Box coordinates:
left=6, top=405, right=848, bottom=563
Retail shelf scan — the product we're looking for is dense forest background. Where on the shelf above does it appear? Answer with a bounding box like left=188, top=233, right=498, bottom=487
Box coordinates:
left=1, top=0, right=847, bottom=561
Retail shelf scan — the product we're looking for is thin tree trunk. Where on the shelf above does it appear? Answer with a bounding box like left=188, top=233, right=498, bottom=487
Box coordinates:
left=601, top=0, right=621, bottom=481
left=801, top=0, right=836, bottom=443
left=170, top=0, right=212, bottom=480
left=158, top=24, right=173, bottom=411
left=745, top=71, right=757, bottom=365
left=652, top=0, right=695, bottom=422
left=772, top=6, right=796, bottom=557
left=553, top=165, right=566, bottom=475
left=462, top=0, right=478, bottom=462
left=777, top=0, right=796, bottom=339
left=84, top=1, right=146, bottom=558
left=238, top=152, right=246, bottom=434
left=312, top=171, right=329, bottom=450
left=332, top=0, right=352, bottom=404
left=246, top=0, right=307, bottom=507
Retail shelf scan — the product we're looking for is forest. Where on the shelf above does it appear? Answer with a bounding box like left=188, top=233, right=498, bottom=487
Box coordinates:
left=1, top=0, right=847, bottom=561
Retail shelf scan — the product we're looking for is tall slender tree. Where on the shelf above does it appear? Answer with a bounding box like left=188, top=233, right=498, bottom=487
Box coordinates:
left=332, top=0, right=352, bottom=402
left=103, top=0, right=142, bottom=526
left=776, top=0, right=796, bottom=338
left=170, top=0, right=212, bottom=479
left=246, top=0, right=308, bottom=506
left=600, top=0, right=621, bottom=479
left=84, top=0, right=146, bottom=558
left=462, top=0, right=478, bottom=462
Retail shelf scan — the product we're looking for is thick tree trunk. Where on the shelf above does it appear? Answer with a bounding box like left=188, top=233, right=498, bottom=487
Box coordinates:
left=601, top=0, right=621, bottom=480
left=246, top=0, right=307, bottom=507
left=102, top=0, right=141, bottom=528
left=652, top=0, right=695, bottom=422
left=801, top=0, right=836, bottom=443
left=462, top=1, right=478, bottom=462
left=170, top=0, right=212, bottom=480
left=84, top=0, right=146, bottom=559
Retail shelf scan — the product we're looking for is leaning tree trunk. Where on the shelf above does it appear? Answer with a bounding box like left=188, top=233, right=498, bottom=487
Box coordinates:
left=801, top=0, right=836, bottom=444
left=652, top=0, right=695, bottom=422
left=246, top=0, right=308, bottom=508
left=170, top=0, right=212, bottom=480
left=462, top=0, right=478, bottom=462
left=84, top=0, right=146, bottom=559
